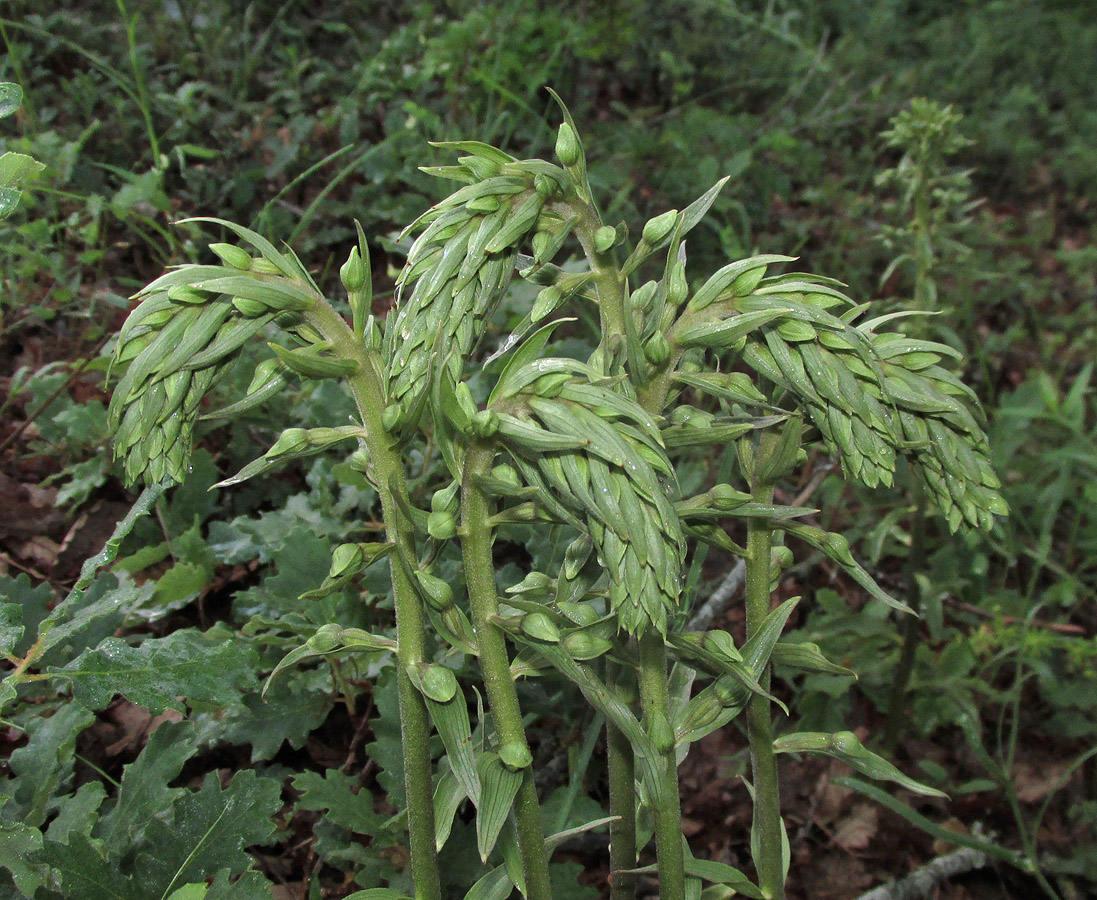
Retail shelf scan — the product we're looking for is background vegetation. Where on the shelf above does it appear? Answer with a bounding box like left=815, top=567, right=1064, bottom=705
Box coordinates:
left=1, top=1, right=1095, bottom=897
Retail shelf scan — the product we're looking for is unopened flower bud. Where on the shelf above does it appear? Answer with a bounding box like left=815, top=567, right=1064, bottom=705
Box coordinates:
left=555, top=122, right=581, bottom=167
left=593, top=225, right=617, bottom=253
left=340, top=247, right=368, bottom=293
left=641, top=209, right=678, bottom=245
left=210, top=242, right=253, bottom=270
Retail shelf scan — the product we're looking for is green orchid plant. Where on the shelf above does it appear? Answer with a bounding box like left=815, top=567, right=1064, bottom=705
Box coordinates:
left=105, top=97, right=1005, bottom=900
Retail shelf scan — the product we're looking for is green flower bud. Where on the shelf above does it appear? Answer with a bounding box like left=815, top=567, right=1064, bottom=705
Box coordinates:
left=531, top=285, right=563, bottom=323
left=556, top=601, right=599, bottom=627
left=555, top=123, right=581, bottom=167
left=499, top=741, right=533, bottom=771
left=713, top=676, right=738, bottom=705
left=593, top=225, right=617, bottom=253
left=641, top=209, right=678, bottom=245
left=419, top=664, right=459, bottom=703
left=629, top=281, right=658, bottom=313
left=459, top=154, right=499, bottom=180
left=307, top=623, right=342, bottom=654
left=210, top=242, right=253, bottom=270
left=466, top=195, right=501, bottom=214
left=531, top=231, right=552, bottom=259
left=492, top=464, right=521, bottom=486
left=534, top=173, right=557, bottom=197
left=470, top=409, right=500, bottom=438
left=381, top=404, right=403, bottom=432
left=520, top=612, right=561, bottom=643
left=826, top=532, right=856, bottom=565
left=649, top=710, right=675, bottom=754
left=416, top=571, right=454, bottom=611
left=340, top=247, right=368, bottom=293
left=232, top=297, right=269, bottom=317
left=268, top=427, right=311, bottom=457
left=710, top=483, right=750, bottom=506
left=427, top=510, right=457, bottom=540
left=330, top=542, right=365, bottom=579
left=729, top=265, right=767, bottom=297
left=561, top=631, right=612, bottom=661
left=508, top=571, right=553, bottom=594
left=678, top=690, right=723, bottom=736
left=348, top=447, right=371, bottom=472
left=167, top=285, right=210, bottom=305
left=667, top=259, right=688, bottom=306
left=643, top=330, right=671, bottom=366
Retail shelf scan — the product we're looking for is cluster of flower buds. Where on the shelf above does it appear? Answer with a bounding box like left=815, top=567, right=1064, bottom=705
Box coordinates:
left=108, top=221, right=325, bottom=486
left=492, top=363, right=686, bottom=637
left=671, top=254, right=1006, bottom=530
left=383, top=142, right=575, bottom=435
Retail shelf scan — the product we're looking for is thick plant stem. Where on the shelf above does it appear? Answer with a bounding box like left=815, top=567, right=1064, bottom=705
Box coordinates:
left=606, top=661, right=637, bottom=900
left=883, top=475, right=928, bottom=754
left=568, top=192, right=648, bottom=900
left=462, top=443, right=553, bottom=900
left=745, top=446, right=785, bottom=900
left=637, top=631, right=686, bottom=900
left=305, top=299, right=440, bottom=900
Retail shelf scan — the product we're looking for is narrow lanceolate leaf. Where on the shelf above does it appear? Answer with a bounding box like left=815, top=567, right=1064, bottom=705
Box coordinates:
left=215, top=425, right=365, bottom=488
left=424, top=691, right=480, bottom=807
left=774, top=731, right=947, bottom=797
left=777, top=521, right=910, bottom=612
left=264, top=624, right=397, bottom=695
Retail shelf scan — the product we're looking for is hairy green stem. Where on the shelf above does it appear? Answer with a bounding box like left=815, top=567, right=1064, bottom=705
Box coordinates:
left=462, top=442, right=553, bottom=900
left=566, top=192, right=660, bottom=900
left=305, top=299, right=440, bottom=900
left=637, top=630, right=686, bottom=900
left=746, top=435, right=784, bottom=900
left=606, top=660, right=637, bottom=900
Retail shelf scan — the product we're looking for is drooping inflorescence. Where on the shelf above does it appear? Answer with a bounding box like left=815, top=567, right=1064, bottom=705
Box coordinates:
left=492, top=365, right=687, bottom=637
left=383, top=143, right=576, bottom=435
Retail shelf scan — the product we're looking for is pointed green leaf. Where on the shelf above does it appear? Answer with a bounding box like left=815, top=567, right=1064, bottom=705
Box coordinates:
left=777, top=522, right=910, bottom=613
left=835, top=777, right=1028, bottom=867
left=770, top=641, right=855, bottom=677
left=776, top=732, right=946, bottom=797
left=475, top=752, right=523, bottom=862
left=463, top=865, right=513, bottom=900
left=678, top=307, right=792, bottom=349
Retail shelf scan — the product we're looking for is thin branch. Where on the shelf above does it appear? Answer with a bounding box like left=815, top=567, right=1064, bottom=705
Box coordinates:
left=687, top=560, right=746, bottom=631
left=854, top=848, right=988, bottom=900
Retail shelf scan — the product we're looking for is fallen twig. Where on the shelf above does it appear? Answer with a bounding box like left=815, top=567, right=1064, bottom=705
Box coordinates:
left=853, top=847, right=988, bottom=900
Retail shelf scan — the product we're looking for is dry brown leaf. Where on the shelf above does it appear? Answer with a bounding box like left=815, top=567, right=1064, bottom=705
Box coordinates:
left=832, top=803, right=878, bottom=852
